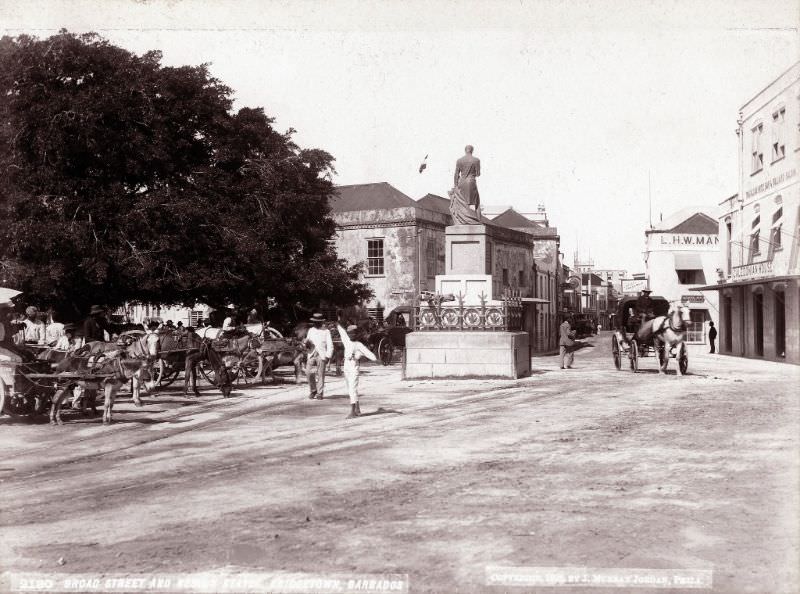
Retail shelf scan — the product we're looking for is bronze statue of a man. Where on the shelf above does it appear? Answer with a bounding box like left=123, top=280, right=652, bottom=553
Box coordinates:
left=454, top=145, right=481, bottom=211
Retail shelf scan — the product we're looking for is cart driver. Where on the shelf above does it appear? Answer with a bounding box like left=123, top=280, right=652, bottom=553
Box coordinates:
left=636, top=289, right=655, bottom=329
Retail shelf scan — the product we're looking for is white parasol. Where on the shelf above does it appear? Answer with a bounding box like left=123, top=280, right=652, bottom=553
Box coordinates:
left=0, top=287, right=22, bottom=306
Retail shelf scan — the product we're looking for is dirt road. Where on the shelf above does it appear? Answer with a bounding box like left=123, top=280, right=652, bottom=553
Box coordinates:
left=1, top=334, right=798, bottom=593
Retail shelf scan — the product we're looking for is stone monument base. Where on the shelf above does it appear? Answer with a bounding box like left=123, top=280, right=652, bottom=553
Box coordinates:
left=403, top=332, right=530, bottom=379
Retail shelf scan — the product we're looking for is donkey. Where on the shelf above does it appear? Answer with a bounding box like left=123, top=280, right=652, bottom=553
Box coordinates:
left=49, top=346, right=157, bottom=425
left=643, top=302, right=692, bottom=375
left=184, top=338, right=233, bottom=398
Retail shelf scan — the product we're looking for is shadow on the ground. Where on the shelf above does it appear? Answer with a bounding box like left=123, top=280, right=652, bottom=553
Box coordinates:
left=360, top=407, right=403, bottom=417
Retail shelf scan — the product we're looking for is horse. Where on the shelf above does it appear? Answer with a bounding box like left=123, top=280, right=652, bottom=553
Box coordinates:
left=642, top=302, right=692, bottom=375
left=183, top=338, right=233, bottom=398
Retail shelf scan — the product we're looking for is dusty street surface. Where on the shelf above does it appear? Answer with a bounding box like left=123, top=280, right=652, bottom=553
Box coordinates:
left=1, top=334, right=798, bottom=593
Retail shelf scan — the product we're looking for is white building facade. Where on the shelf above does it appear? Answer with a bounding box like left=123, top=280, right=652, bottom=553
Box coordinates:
left=644, top=208, right=720, bottom=344
left=700, top=62, right=800, bottom=364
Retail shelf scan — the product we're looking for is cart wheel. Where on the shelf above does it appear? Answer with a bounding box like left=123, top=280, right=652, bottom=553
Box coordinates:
left=159, top=366, right=181, bottom=388
left=612, top=335, right=621, bottom=370
left=629, top=339, right=639, bottom=372
left=199, top=359, right=216, bottom=384
left=678, top=343, right=689, bottom=374
left=0, top=378, right=7, bottom=416
left=236, top=351, right=262, bottom=385
left=378, top=337, right=393, bottom=366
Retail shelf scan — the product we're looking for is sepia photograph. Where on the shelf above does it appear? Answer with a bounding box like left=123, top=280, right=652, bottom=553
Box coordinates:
left=0, top=1, right=798, bottom=592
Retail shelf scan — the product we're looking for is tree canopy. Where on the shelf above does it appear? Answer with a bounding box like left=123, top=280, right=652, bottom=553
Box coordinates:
left=0, top=30, right=371, bottom=320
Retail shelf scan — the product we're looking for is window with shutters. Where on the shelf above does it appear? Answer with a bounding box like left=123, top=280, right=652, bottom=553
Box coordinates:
left=769, top=205, right=783, bottom=258
left=772, top=107, right=786, bottom=163
left=366, top=238, right=385, bottom=276
left=751, top=122, right=764, bottom=173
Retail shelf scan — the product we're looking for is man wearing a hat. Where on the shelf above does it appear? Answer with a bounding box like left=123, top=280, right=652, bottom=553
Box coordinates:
left=305, top=313, right=333, bottom=400
left=83, top=305, right=114, bottom=342
left=636, top=289, right=655, bottom=329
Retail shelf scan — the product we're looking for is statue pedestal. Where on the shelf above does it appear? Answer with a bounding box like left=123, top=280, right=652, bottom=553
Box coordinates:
left=404, top=331, right=530, bottom=379
left=402, top=222, right=534, bottom=380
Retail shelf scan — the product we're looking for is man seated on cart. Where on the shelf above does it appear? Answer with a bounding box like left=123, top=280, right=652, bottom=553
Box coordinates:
left=615, top=290, right=657, bottom=346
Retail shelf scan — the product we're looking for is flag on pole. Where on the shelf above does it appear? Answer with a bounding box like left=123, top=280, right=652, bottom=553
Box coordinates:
left=418, top=154, right=428, bottom=174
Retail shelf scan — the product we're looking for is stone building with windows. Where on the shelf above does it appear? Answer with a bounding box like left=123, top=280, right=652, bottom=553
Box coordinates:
left=696, top=62, right=800, bottom=363
left=331, top=187, right=563, bottom=353
left=330, top=183, right=449, bottom=315
left=644, top=206, right=720, bottom=344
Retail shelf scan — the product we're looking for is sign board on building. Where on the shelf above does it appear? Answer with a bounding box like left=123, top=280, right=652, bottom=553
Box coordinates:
left=621, top=279, right=647, bottom=294
left=732, top=261, right=773, bottom=281
left=657, top=234, right=719, bottom=248
left=681, top=294, right=705, bottom=303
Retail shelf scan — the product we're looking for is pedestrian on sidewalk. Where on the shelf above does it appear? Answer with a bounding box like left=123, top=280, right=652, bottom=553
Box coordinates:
left=708, top=321, right=717, bottom=354
left=559, top=317, right=576, bottom=369
left=337, top=324, right=377, bottom=419
left=306, top=312, right=333, bottom=400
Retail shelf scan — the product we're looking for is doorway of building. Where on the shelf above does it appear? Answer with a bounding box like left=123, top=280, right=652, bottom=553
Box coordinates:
left=723, top=296, right=732, bottom=352
left=775, top=289, right=785, bottom=358
left=686, top=309, right=708, bottom=343
left=753, top=292, right=764, bottom=357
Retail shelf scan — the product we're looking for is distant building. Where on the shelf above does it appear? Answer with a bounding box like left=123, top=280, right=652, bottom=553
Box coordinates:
left=697, top=62, right=800, bottom=363
left=572, top=254, right=619, bottom=329
left=330, top=183, right=449, bottom=316
left=492, top=207, right=561, bottom=352
left=644, top=206, right=720, bottom=344
left=482, top=203, right=550, bottom=226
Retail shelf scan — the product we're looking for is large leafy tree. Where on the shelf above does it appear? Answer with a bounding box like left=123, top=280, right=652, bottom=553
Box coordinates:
left=0, top=31, right=370, bottom=320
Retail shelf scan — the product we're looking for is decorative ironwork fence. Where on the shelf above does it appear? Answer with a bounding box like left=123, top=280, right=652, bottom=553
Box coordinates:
left=414, top=291, right=523, bottom=332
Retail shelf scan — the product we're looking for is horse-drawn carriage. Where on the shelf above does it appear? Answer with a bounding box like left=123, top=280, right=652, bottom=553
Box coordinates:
left=612, top=295, right=690, bottom=374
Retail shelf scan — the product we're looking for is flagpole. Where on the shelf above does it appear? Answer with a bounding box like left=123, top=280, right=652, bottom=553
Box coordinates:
left=648, top=170, right=652, bottom=230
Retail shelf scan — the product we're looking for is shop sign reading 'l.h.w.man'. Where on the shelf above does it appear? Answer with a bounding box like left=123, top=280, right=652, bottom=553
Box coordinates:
left=659, top=234, right=719, bottom=246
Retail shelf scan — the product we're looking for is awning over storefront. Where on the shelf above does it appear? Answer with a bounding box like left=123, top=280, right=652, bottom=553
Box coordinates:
left=691, top=275, right=799, bottom=291
left=673, top=253, right=703, bottom=270
left=522, top=297, right=550, bottom=304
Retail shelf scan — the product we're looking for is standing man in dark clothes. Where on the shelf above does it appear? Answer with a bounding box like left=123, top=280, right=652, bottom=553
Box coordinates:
left=708, top=321, right=717, bottom=354
left=83, top=305, right=113, bottom=342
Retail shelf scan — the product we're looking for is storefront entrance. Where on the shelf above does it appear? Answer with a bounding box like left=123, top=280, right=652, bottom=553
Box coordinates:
left=775, top=289, right=785, bottom=359
left=753, top=292, right=764, bottom=357
left=686, top=309, right=708, bottom=343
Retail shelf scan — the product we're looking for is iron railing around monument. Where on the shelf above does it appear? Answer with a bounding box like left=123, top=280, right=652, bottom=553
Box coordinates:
left=414, top=291, right=523, bottom=332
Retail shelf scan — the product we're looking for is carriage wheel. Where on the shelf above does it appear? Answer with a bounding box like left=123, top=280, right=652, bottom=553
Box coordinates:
left=629, top=339, right=639, bottom=372
left=612, top=335, right=621, bottom=370
left=377, top=337, right=393, bottom=366
left=678, top=343, right=689, bottom=374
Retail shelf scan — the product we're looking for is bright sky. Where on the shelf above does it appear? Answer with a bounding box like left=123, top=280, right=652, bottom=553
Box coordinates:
left=2, top=0, right=798, bottom=272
